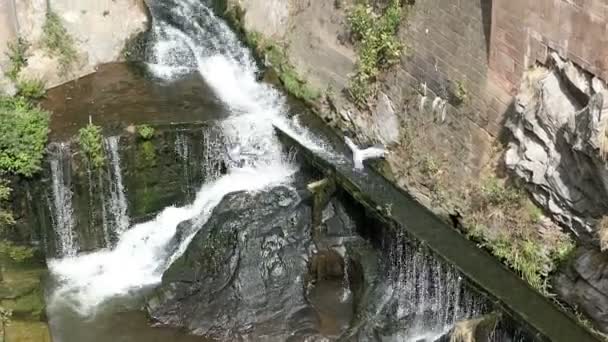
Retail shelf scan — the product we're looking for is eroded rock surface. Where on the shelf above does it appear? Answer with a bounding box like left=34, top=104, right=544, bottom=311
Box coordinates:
left=555, top=246, right=608, bottom=333
left=505, top=56, right=608, bottom=238
left=0, top=0, right=148, bottom=89
left=147, top=186, right=325, bottom=340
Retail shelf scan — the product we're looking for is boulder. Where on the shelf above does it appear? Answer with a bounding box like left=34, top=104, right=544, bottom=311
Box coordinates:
left=505, top=58, right=608, bottom=238
left=147, top=186, right=326, bottom=340
left=554, top=245, right=608, bottom=333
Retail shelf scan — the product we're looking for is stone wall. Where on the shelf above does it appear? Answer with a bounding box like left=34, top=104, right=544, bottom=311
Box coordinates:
left=380, top=0, right=511, bottom=183
left=0, top=0, right=148, bottom=91
left=490, top=0, right=608, bottom=92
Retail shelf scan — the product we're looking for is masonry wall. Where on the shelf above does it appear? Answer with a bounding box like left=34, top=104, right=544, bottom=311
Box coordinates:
left=491, top=0, right=608, bottom=91
left=382, top=0, right=511, bottom=181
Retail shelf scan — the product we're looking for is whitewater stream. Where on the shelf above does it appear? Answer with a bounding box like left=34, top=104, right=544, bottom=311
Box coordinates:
left=41, top=0, right=533, bottom=341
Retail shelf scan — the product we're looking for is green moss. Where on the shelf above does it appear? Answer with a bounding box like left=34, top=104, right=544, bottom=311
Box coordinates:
left=200, top=230, right=237, bottom=273
left=453, top=80, right=469, bottom=104
left=347, top=0, right=404, bottom=105
left=259, top=41, right=320, bottom=104
left=4, top=38, right=30, bottom=82
left=1, top=288, right=45, bottom=321
left=138, top=141, right=157, bottom=168
left=0, top=97, right=50, bottom=177
left=136, top=124, right=155, bottom=140
left=42, top=11, right=77, bottom=75
left=223, top=4, right=320, bottom=104
left=78, top=123, right=105, bottom=169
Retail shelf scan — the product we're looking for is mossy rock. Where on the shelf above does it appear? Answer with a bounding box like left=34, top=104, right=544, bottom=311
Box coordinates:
left=1, top=288, right=45, bottom=321
left=5, top=320, right=52, bottom=342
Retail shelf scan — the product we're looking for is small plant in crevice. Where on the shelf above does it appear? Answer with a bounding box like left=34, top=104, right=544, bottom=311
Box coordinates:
left=16, top=78, right=46, bottom=101
left=78, top=123, right=106, bottom=169
left=453, top=80, right=469, bottom=105
left=42, top=10, right=78, bottom=75
left=4, top=38, right=30, bottom=81
left=258, top=40, right=320, bottom=104
left=347, top=0, right=405, bottom=106
left=136, top=124, right=155, bottom=140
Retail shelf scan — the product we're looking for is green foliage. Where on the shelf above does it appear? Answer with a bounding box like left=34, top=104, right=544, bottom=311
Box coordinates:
left=78, top=123, right=105, bottom=169
left=453, top=80, right=469, bottom=104
left=140, top=141, right=156, bottom=166
left=42, top=11, right=77, bottom=75
left=4, top=38, right=30, bottom=81
left=348, top=0, right=403, bottom=105
left=260, top=42, right=320, bottom=103
left=464, top=176, right=575, bottom=294
left=0, top=182, right=15, bottom=232
left=15, top=79, right=46, bottom=101
left=479, top=176, right=523, bottom=206
left=136, top=125, right=155, bottom=140
left=0, top=97, right=50, bottom=177
left=0, top=241, right=34, bottom=263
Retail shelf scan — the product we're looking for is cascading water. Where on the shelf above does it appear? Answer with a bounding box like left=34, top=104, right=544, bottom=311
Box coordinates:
left=48, top=0, right=327, bottom=319
left=48, top=142, right=78, bottom=257
left=103, top=136, right=130, bottom=240
left=376, top=234, right=486, bottom=341
left=45, top=0, right=494, bottom=340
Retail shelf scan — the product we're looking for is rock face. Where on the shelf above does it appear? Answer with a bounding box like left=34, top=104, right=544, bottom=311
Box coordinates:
left=505, top=56, right=608, bottom=239
left=555, top=246, right=608, bottom=333
left=0, top=0, right=148, bottom=89
left=147, top=186, right=324, bottom=340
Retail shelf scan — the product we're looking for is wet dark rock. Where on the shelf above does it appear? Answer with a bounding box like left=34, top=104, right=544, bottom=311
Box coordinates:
left=147, top=186, right=326, bottom=340
left=554, top=245, right=608, bottom=333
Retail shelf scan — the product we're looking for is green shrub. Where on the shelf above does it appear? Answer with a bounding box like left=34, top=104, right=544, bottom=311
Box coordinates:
left=0, top=97, right=50, bottom=177
left=4, top=38, right=30, bottom=81
left=347, top=0, right=403, bottom=105
left=78, top=123, right=105, bottom=169
left=16, top=79, right=46, bottom=100
left=0, top=181, right=15, bottom=231
left=136, top=124, right=155, bottom=140
left=42, top=11, right=77, bottom=75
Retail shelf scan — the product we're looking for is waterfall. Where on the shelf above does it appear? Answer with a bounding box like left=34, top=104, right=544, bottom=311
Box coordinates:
left=175, top=131, right=193, bottom=199
left=48, top=0, right=328, bottom=316
left=103, top=136, right=130, bottom=240
left=384, top=236, right=486, bottom=341
left=49, top=143, right=78, bottom=257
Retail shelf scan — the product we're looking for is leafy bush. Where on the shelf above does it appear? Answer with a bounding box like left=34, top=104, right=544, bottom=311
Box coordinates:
left=137, top=124, right=155, bottom=140
left=78, top=123, right=105, bottom=169
left=42, top=11, right=77, bottom=75
left=4, top=38, right=30, bottom=81
left=16, top=79, right=46, bottom=100
left=0, top=181, right=15, bottom=230
left=348, top=0, right=403, bottom=105
left=0, top=97, right=50, bottom=177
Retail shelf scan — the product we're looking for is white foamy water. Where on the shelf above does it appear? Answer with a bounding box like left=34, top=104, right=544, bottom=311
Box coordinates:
left=48, top=163, right=295, bottom=314
left=48, top=0, right=330, bottom=316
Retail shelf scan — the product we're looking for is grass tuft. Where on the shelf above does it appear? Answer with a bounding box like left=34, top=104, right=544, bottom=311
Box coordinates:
left=42, top=11, right=78, bottom=75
